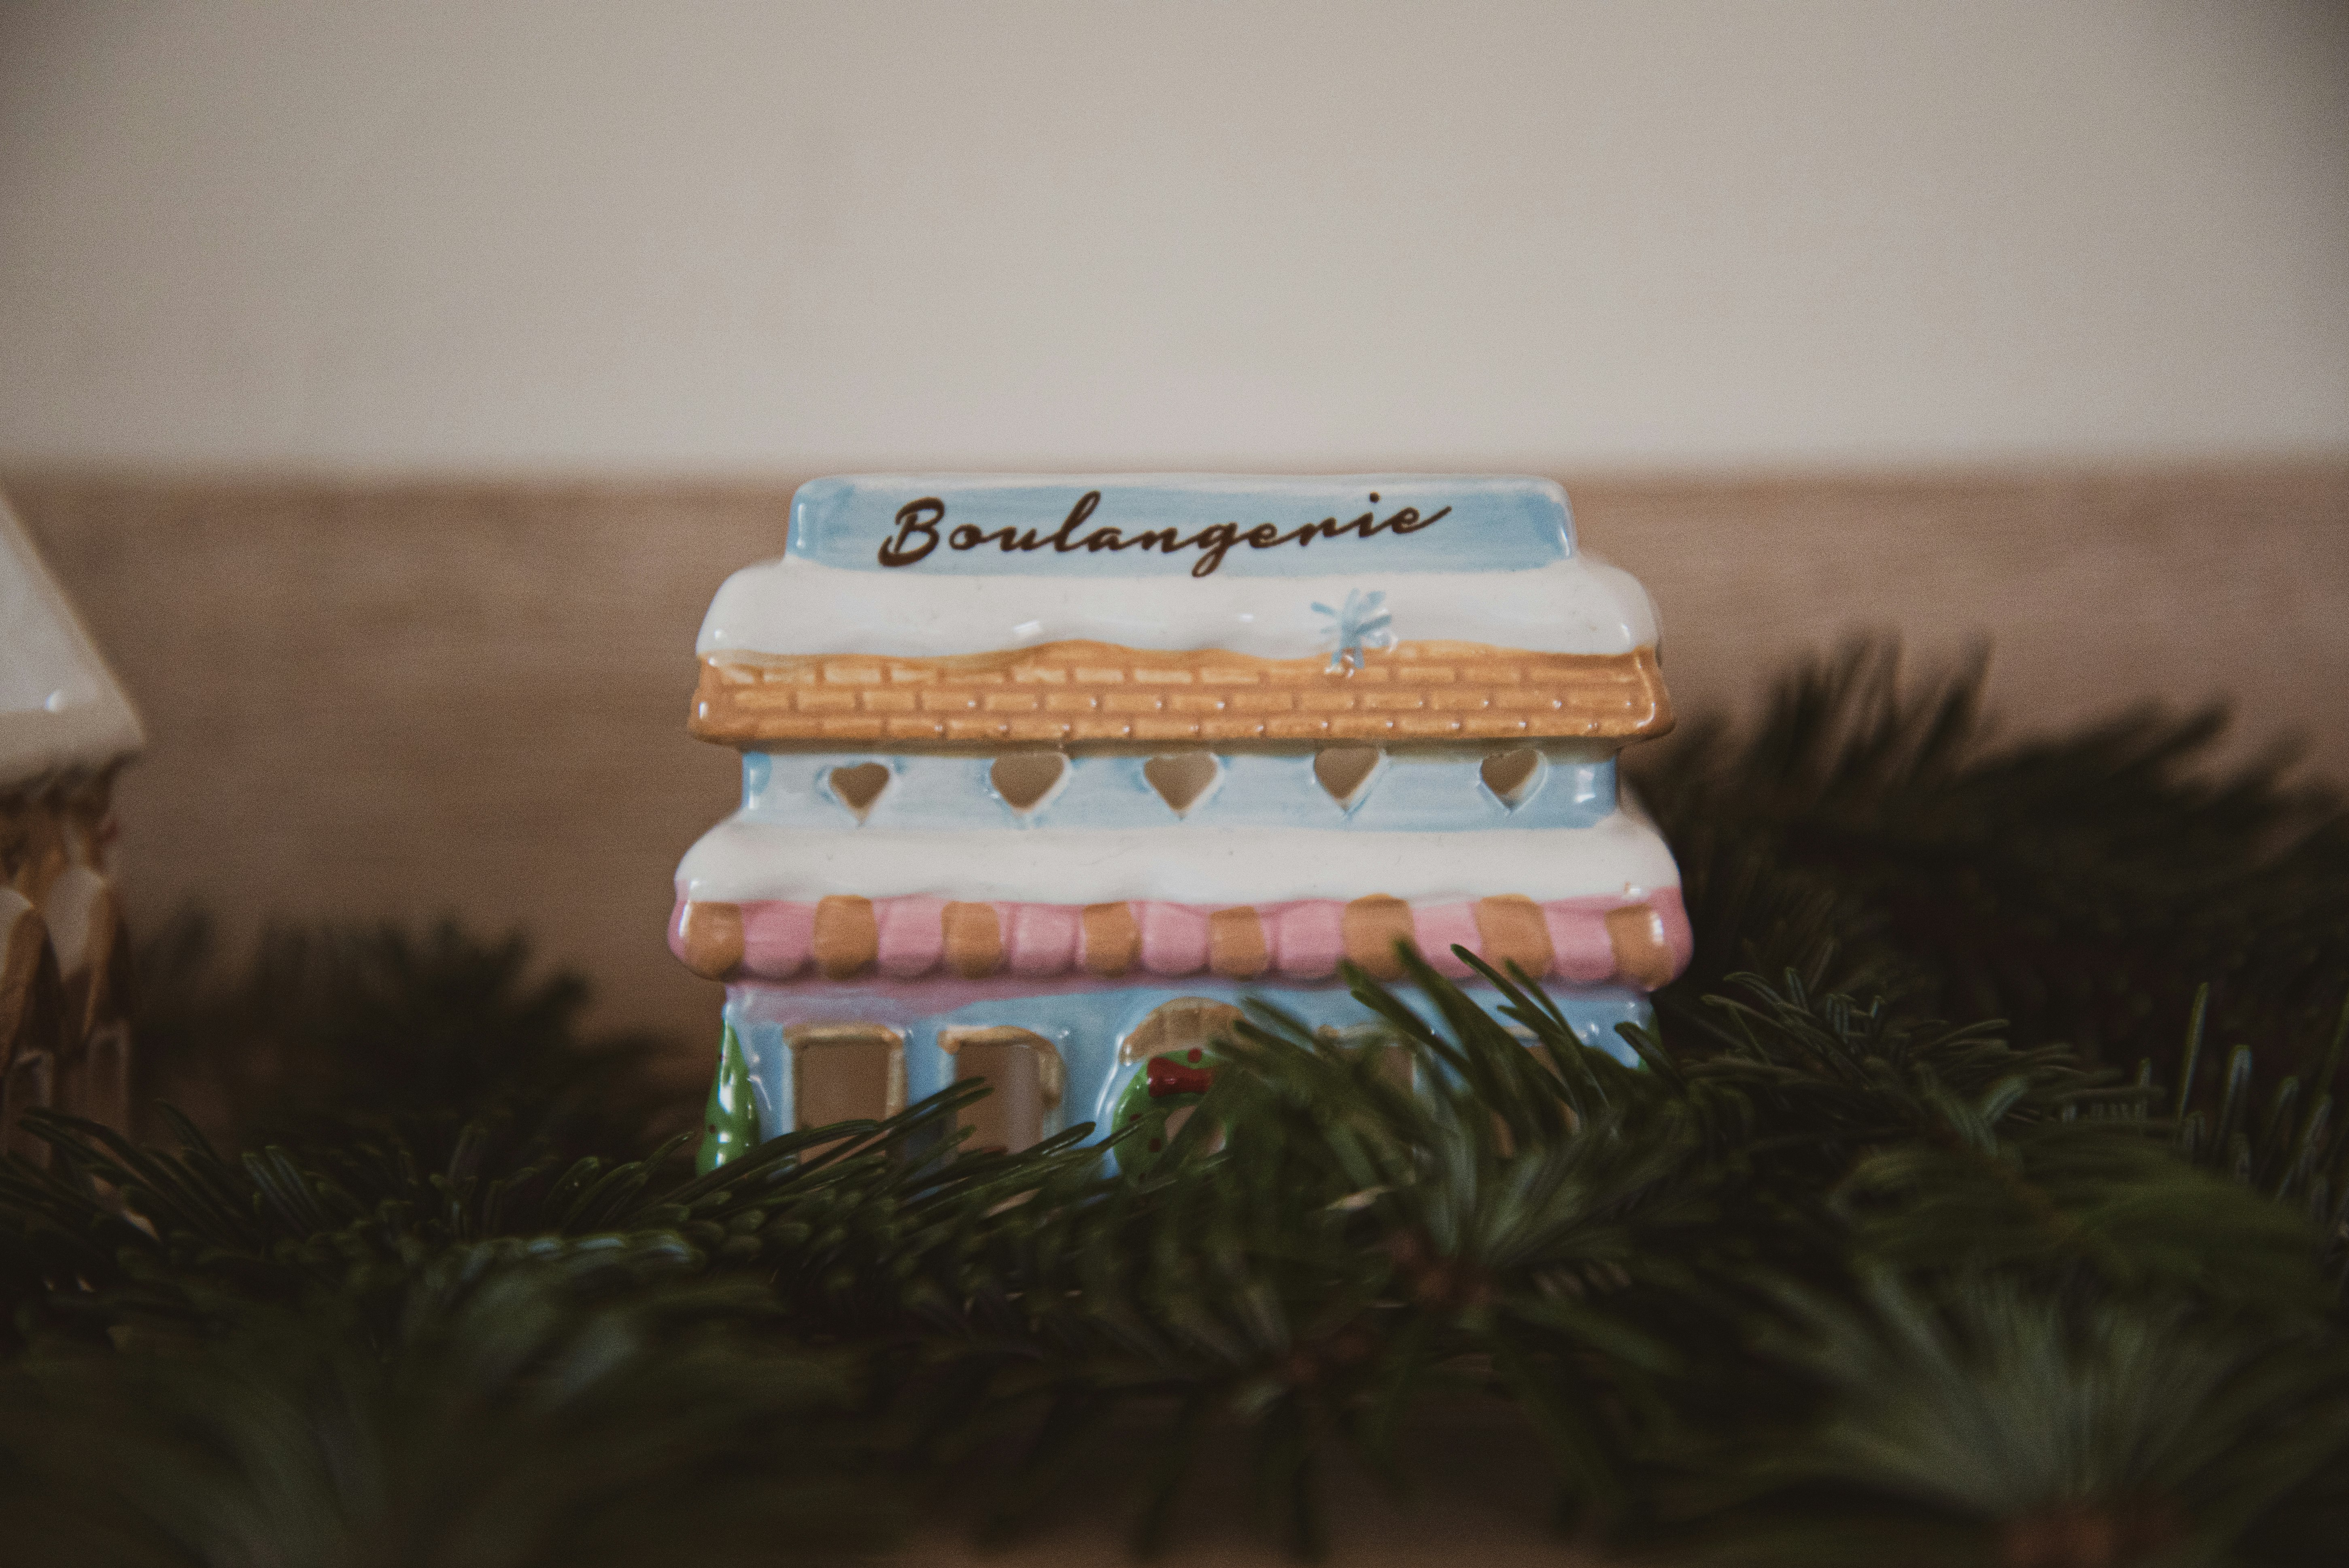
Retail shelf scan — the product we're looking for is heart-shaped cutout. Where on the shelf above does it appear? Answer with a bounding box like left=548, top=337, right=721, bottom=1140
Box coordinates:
left=1143, top=752, right=1222, bottom=816
left=1480, top=748, right=1544, bottom=807
left=1312, top=747, right=1383, bottom=807
left=829, top=762, right=892, bottom=818
left=990, top=752, right=1069, bottom=813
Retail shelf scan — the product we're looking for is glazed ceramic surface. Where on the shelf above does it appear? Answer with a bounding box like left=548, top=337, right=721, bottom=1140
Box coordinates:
left=670, top=475, right=1685, bottom=1168
left=699, top=474, right=1657, bottom=662
left=0, top=495, right=142, bottom=1158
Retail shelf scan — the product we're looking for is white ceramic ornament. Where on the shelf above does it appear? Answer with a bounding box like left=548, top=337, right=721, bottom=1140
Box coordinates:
left=669, top=476, right=1686, bottom=1168
left=0, top=493, right=143, bottom=1159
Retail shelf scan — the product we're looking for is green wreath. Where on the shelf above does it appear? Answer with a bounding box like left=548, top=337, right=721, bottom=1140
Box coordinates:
left=1108, top=1044, right=1218, bottom=1175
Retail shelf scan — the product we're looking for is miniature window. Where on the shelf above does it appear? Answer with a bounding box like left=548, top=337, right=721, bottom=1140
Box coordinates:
left=78, top=1021, right=132, bottom=1141
left=828, top=763, right=892, bottom=821
left=1143, top=753, right=1222, bottom=816
left=1315, top=1021, right=1412, bottom=1090
left=989, top=753, right=1068, bottom=814
left=1480, top=748, right=1546, bottom=808
left=1313, top=747, right=1383, bottom=808
left=786, top=1023, right=906, bottom=1132
left=940, top=1026, right=1065, bottom=1154
left=2, top=1052, right=53, bottom=1165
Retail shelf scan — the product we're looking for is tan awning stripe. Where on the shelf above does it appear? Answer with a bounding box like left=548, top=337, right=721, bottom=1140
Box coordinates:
left=1472, top=894, right=1556, bottom=982
left=1340, top=896, right=1418, bottom=982
left=1081, top=901, right=1140, bottom=976
left=941, top=901, right=1002, bottom=979
left=671, top=890, right=1694, bottom=995
left=812, top=894, right=877, bottom=979
left=1208, top=905, right=1269, bottom=979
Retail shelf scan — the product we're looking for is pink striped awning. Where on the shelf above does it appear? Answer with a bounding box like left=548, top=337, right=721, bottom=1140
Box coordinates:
left=670, top=890, right=1691, bottom=994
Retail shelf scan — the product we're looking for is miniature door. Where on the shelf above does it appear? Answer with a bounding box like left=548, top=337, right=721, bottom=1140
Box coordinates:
left=942, top=1026, right=1065, bottom=1154
left=788, top=1023, right=906, bottom=1128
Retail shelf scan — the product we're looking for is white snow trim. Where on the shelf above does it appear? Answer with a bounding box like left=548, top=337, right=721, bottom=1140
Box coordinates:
left=676, top=814, right=1682, bottom=907
left=697, top=554, right=1659, bottom=661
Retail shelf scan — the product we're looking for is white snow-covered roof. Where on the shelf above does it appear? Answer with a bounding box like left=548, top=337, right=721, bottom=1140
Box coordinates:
left=0, top=493, right=144, bottom=788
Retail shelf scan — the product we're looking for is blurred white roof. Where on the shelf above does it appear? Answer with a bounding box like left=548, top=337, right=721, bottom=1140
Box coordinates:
left=0, top=493, right=143, bottom=787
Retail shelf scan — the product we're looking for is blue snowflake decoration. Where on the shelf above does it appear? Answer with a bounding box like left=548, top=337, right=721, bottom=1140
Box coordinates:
left=1313, top=589, right=1394, bottom=672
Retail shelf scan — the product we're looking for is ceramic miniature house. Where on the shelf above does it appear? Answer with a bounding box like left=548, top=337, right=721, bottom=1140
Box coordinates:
left=1, top=495, right=142, bottom=1160
left=669, top=475, right=1688, bottom=1165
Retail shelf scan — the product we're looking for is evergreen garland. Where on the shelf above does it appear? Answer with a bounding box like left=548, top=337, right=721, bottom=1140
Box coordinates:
left=5, top=639, right=2348, bottom=1566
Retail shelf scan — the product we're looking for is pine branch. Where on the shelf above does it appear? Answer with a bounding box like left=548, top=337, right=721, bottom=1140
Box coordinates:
left=0, top=1241, right=890, bottom=1568
left=4, top=640, right=2347, bottom=1561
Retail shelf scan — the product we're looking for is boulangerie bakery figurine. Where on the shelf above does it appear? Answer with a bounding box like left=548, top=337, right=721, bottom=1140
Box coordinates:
left=669, top=475, right=1688, bottom=1170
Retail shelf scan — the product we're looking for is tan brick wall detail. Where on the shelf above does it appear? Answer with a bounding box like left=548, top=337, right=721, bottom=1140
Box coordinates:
left=689, top=640, right=1669, bottom=749
left=1226, top=691, right=1295, bottom=714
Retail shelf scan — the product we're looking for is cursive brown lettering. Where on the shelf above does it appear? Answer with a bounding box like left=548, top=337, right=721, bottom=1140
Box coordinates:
left=877, top=498, right=944, bottom=566
left=1049, top=491, right=1101, bottom=551
left=1187, top=522, right=1242, bottom=577
left=878, top=492, right=1448, bottom=575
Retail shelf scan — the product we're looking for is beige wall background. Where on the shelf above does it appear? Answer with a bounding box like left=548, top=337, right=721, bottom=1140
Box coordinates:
left=2, top=3, right=2345, bottom=1048
left=2, top=1, right=2344, bottom=470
